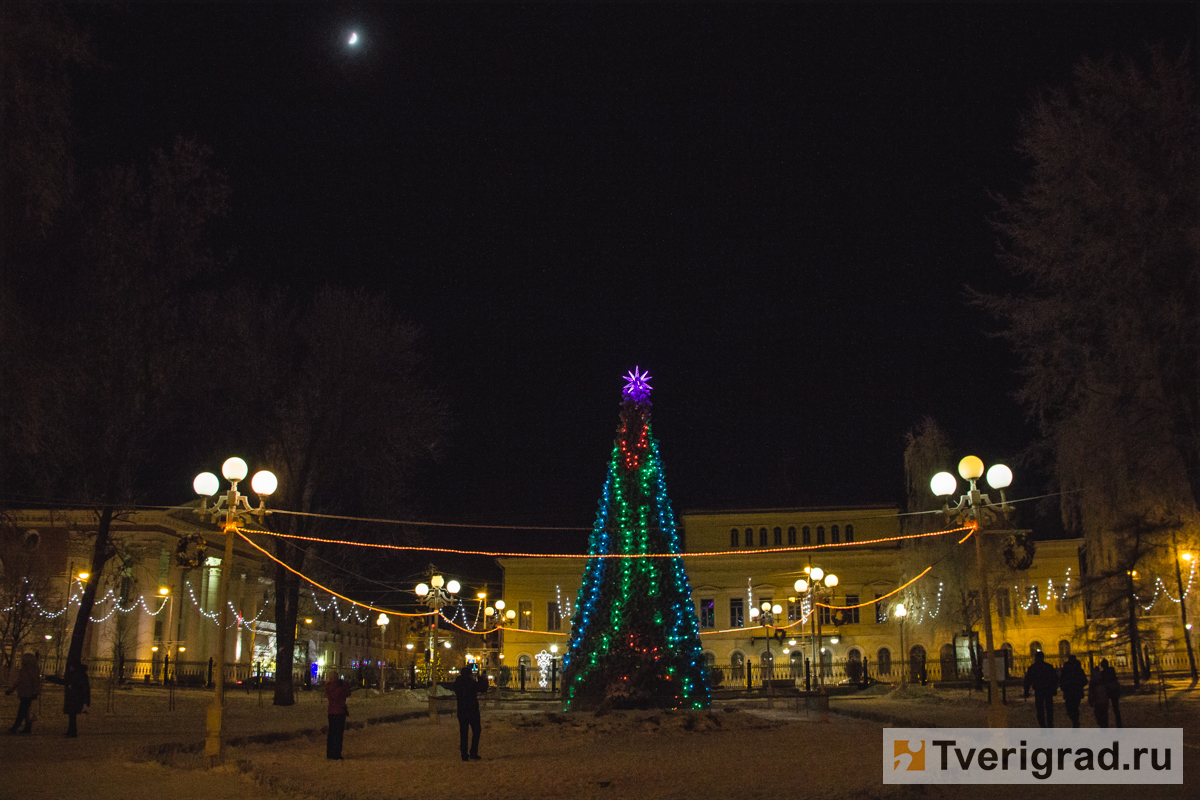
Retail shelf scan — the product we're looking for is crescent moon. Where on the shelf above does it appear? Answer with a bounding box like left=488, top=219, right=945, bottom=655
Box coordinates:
left=348, top=32, right=359, bottom=45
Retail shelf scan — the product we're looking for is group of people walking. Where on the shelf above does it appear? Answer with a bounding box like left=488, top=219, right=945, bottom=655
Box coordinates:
left=1023, top=650, right=1124, bottom=728
left=5, top=654, right=91, bottom=737
left=324, top=661, right=489, bottom=762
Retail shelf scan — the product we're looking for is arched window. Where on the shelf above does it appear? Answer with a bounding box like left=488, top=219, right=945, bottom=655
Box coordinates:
left=940, top=643, right=958, bottom=681
left=518, top=654, right=532, bottom=682
left=759, top=528, right=768, bottom=547
left=773, top=527, right=782, bottom=546
left=745, top=528, right=753, bottom=547
left=909, top=645, right=927, bottom=682
left=877, top=647, right=892, bottom=675
left=787, top=526, right=796, bottom=545
left=730, top=528, right=739, bottom=548
left=1001, top=643, right=1014, bottom=672
left=760, top=650, right=774, bottom=681
left=731, top=650, right=745, bottom=681
left=817, top=526, right=826, bottom=544
left=845, top=524, right=854, bottom=543
left=802, top=526, right=811, bottom=545
left=790, top=650, right=804, bottom=678
left=820, top=648, right=833, bottom=677
left=831, top=524, right=840, bottom=543
left=1029, top=640, right=1043, bottom=657
left=1058, top=640, right=1071, bottom=661
left=702, top=651, right=716, bottom=668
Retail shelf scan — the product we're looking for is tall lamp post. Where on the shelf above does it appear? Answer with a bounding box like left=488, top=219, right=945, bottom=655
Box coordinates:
left=931, top=455, right=1013, bottom=729
left=193, top=457, right=277, bottom=766
left=1172, top=544, right=1198, bottom=681
left=415, top=572, right=459, bottom=722
left=749, top=600, right=784, bottom=680
left=894, top=602, right=908, bottom=685
left=794, top=566, right=838, bottom=689
left=376, top=613, right=390, bottom=691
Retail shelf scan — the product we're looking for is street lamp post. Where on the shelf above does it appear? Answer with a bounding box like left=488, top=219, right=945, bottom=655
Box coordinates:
left=376, top=613, right=390, bottom=691
left=415, top=571, right=459, bottom=722
left=192, top=457, right=277, bottom=766
left=894, top=602, right=908, bottom=685
left=931, top=455, right=1013, bottom=728
left=749, top=600, right=783, bottom=704
left=795, top=566, right=838, bottom=690
left=1172, top=540, right=1198, bottom=681
left=485, top=600, right=516, bottom=706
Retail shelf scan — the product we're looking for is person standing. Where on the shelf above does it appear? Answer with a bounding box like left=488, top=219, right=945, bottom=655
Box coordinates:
left=62, top=662, right=90, bottom=738
left=6, top=653, right=41, bottom=734
left=1059, top=654, right=1088, bottom=728
left=324, top=672, right=354, bottom=760
left=1022, top=650, right=1058, bottom=728
left=1088, top=665, right=1109, bottom=728
left=452, top=662, right=488, bottom=762
left=1100, top=659, right=1123, bottom=727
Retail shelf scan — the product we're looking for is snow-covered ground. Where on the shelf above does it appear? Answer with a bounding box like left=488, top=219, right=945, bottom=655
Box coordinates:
left=4, top=682, right=1197, bottom=800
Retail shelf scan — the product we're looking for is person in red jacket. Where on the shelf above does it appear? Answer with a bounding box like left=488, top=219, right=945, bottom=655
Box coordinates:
left=324, top=672, right=355, bottom=760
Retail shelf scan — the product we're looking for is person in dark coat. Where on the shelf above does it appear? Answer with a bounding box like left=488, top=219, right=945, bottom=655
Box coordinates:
left=1100, top=659, right=1123, bottom=727
left=1058, top=655, right=1088, bottom=728
left=1088, top=665, right=1109, bottom=727
left=452, top=662, right=488, bottom=761
left=6, top=653, right=41, bottom=734
left=62, top=662, right=90, bottom=738
left=1022, top=650, right=1058, bottom=728
left=324, top=672, right=355, bottom=760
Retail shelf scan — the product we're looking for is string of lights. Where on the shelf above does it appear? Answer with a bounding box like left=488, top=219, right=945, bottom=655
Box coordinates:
left=243, top=523, right=976, bottom=559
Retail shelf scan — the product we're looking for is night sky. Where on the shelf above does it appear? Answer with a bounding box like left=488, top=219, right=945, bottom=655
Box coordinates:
left=69, top=4, right=1197, bottom=551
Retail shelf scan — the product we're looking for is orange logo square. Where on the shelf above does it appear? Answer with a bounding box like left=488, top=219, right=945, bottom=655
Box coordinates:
left=893, top=739, right=925, bottom=771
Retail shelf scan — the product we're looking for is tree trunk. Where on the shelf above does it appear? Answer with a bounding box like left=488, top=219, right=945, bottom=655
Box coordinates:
left=272, top=562, right=298, bottom=706
left=65, top=506, right=115, bottom=673
left=1125, top=574, right=1141, bottom=690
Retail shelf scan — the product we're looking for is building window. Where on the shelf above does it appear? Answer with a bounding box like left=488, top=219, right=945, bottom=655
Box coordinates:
left=817, top=526, right=825, bottom=544
left=773, top=527, right=782, bottom=546
left=877, top=647, right=892, bottom=675
left=547, top=602, right=562, bottom=631
left=745, top=528, right=753, bottom=547
left=819, top=604, right=832, bottom=626
left=1029, top=641, right=1043, bottom=657
left=875, top=594, right=885, bottom=624
left=831, top=525, right=840, bottom=544
left=730, top=598, right=744, bottom=628
left=759, top=528, right=768, bottom=547
left=1058, top=639, right=1071, bottom=660
left=995, top=587, right=1011, bottom=618
left=845, top=524, right=854, bottom=542
left=1053, top=583, right=1069, bottom=615
left=802, top=526, right=811, bottom=545
left=1026, top=586, right=1041, bottom=616
left=518, top=601, right=533, bottom=630
left=730, top=528, right=739, bottom=548
left=787, top=526, right=796, bottom=545
left=699, top=599, right=715, bottom=629
left=788, top=597, right=800, bottom=623
left=843, top=594, right=860, bottom=624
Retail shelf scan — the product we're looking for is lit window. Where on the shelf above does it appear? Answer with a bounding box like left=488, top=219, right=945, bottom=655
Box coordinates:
left=518, top=601, right=532, bottom=630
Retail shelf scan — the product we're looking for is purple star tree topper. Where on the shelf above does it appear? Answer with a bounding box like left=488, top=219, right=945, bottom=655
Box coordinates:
left=622, top=367, right=653, bottom=402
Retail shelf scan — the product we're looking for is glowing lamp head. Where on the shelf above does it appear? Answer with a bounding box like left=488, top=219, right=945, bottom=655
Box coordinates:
left=505, top=609, right=516, bottom=620
left=930, top=471, right=957, bottom=497
left=829, top=636, right=839, bottom=644
left=1181, top=552, right=1193, bottom=562
left=304, top=618, right=312, bottom=625
left=158, top=586, right=170, bottom=596
left=894, top=603, right=907, bottom=618
left=958, top=455, right=985, bottom=481
left=178, top=646, right=186, bottom=652
left=376, top=613, right=389, bottom=627
left=550, top=645, right=559, bottom=654
left=794, top=579, right=809, bottom=593
left=431, top=574, right=444, bottom=589
left=477, top=592, right=488, bottom=599
left=194, top=472, right=219, bottom=497
left=749, top=607, right=760, bottom=619
left=251, top=470, right=278, bottom=496
left=44, top=634, right=52, bottom=640
left=151, top=646, right=158, bottom=652
left=986, top=463, right=1012, bottom=490
left=415, top=583, right=429, bottom=597
left=824, top=574, right=838, bottom=588
left=760, top=600, right=772, bottom=612
left=494, top=599, right=506, bottom=610
left=406, top=643, right=414, bottom=650
left=222, top=457, right=249, bottom=482
left=446, top=580, right=461, bottom=594
left=810, top=567, right=824, bottom=582
left=77, top=572, right=89, bottom=582
left=772, top=604, right=783, bottom=615
left=485, top=606, right=495, bottom=617
left=789, top=639, right=797, bottom=646
left=443, top=641, right=451, bottom=649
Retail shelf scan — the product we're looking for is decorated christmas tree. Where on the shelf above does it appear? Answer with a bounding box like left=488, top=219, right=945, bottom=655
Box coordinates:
left=563, top=368, right=710, bottom=710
